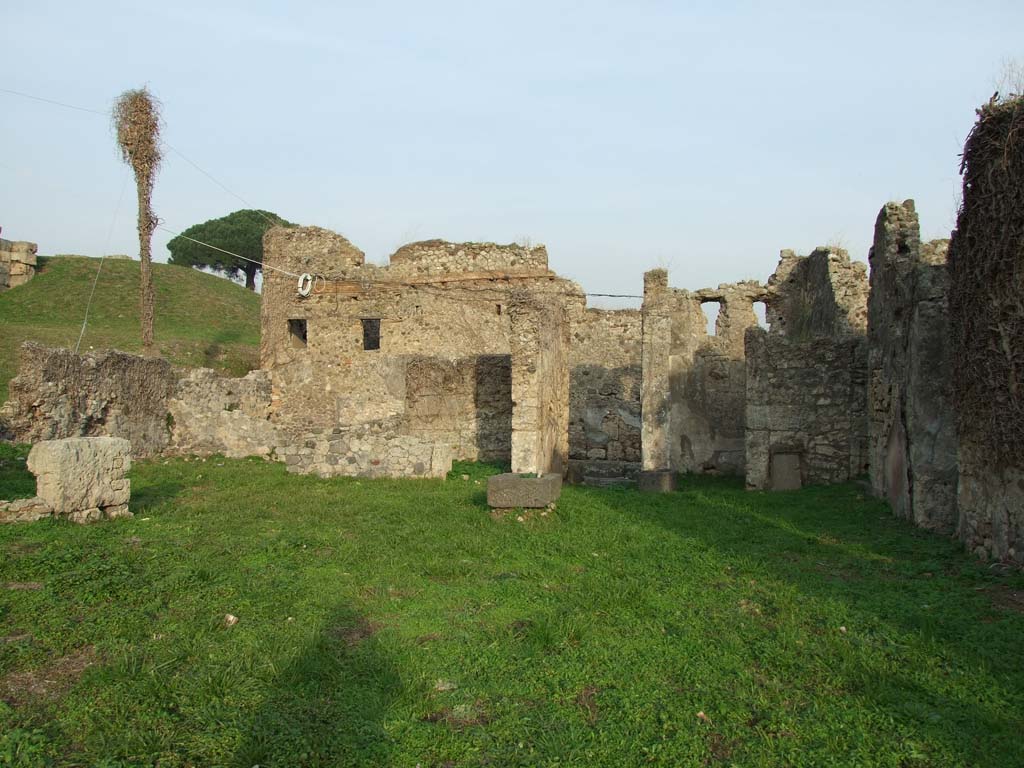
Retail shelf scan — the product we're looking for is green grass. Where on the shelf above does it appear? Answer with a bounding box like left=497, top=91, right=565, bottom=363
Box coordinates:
left=2, top=458, right=1024, bottom=767
left=0, top=257, right=261, bottom=403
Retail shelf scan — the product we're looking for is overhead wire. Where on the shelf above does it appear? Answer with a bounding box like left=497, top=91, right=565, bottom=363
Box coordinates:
left=75, top=172, right=131, bottom=353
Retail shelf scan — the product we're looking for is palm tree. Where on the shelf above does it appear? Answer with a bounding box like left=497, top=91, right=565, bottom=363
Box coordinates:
left=113, top=88, right=162, bottom=352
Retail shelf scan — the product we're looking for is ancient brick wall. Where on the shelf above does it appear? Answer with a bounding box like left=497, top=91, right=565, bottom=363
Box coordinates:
left=568, top=309, right=642, bottom=481
left=948, top=97, right=1024, bottom=564
left=867, top=201, right=958, bottom=532
left=641, top=270, right=766, bottom=475
left=745, top=329, right=869, bottom=490
left=0, top=238, right=38, bottom=291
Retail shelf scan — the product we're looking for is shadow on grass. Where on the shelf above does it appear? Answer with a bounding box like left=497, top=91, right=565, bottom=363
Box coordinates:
left=600, top=474, right=1024, bottom=764
left=129, top=480, right=188, bottom=514
left=234, top=604, right=400, bottom=767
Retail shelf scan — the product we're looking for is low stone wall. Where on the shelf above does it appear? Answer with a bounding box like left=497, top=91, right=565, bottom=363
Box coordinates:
left=0, top=343, right=178, bottom=455
left=745, top=329, right=868, bottom=490
left=1, top=344, right=277, bottom=461
left=168, top=369, right=280, bottom=458
left=277, top=420, right=452, bottom=478
left=0, top=238, right=38, bottom=291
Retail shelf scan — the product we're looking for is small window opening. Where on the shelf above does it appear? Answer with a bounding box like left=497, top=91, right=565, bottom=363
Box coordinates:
left=288, top=318, right=307, bottom=348
left=753, top=301, right=769, bottom=330
left=700, top=301, right=720, bottom=336
left=362, top=318, right=381, bottom=351
left=496, top=303, right=503, bottom=315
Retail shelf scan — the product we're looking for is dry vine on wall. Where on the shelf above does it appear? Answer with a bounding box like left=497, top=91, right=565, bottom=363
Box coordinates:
left=948, top=94, right=1024, bottom=467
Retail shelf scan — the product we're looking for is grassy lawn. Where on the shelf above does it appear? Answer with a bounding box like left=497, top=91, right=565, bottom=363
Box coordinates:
left=0, top=257, right=260, bottom=403
left=2, top=456, right=1023, bottom=767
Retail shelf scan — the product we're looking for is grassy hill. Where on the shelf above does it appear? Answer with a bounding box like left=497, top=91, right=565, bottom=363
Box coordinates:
left=0, top=256, right=261, bottom=402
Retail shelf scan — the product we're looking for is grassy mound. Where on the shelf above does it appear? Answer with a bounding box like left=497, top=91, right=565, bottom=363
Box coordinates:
left=0, top=257, right=261, bottom=402
left=2, top=459, right=1024, bottom=765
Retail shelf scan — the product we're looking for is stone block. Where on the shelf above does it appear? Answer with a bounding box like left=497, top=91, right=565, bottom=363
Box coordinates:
left=769, top=452, right=802, bottom=491
left=27, top=437, right=132, bottom=522
left=487, top=472, right=562, bottom=508
left=637, top=470, right=676, bottom=493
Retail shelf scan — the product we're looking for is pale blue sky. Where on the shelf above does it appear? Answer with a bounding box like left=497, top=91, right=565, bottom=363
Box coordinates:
left=3, top=1, right=1021, bottom=305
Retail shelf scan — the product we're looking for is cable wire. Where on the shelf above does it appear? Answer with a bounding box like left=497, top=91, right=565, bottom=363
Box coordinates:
left=75, top=172, right=131, bottom=353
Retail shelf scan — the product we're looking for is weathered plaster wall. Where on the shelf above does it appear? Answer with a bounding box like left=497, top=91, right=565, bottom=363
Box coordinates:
left=509, top=296, right=570, bottom=475
left=404, top=355, right=512, bottom=463
left=641, top=269, right=766, bottom=475
left=0, top=238, right=38, bottom=291
left=745, top=330, right=869, bottom=490
left=867, top=201, right=958, bottom=532
left=568, top=309, right=642, bottom=479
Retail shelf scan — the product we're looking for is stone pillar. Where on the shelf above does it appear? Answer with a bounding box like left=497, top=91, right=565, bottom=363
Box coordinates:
left=867, top=201, right=957, bottom=532
left=509, top=295, right=570, bottom=475
left=640, top=270, right=672, bottom=471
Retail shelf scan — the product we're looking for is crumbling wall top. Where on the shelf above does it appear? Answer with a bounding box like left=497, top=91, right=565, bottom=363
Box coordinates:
left=263, top=225, right=365, bottom=275
left=388, top=240, right=549, bottom=276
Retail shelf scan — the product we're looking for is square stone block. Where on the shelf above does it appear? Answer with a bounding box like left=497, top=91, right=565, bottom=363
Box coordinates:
left=487, top=472, right=562, bottom=508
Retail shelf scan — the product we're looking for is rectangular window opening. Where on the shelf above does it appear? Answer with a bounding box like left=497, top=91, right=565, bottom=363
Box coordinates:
left=362, top=318, right=381, bottom=351
left=288, top=318, right=307, bottom=348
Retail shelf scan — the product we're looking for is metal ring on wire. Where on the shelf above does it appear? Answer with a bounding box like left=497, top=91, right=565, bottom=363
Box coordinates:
left=297, top=273, right=314, bottom=297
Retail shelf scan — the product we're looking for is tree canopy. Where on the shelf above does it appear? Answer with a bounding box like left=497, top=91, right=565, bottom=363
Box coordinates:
left=167, top=209, right=294, bottom=290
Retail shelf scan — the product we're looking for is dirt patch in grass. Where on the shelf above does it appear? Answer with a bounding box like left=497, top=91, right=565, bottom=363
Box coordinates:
left=420, top=701, right=491, bottom=729
left=3, top=581, right=44, bottom=591
left=330, top=617, right=382, bottom=648
left=705, top=732, right=740, bottom=764
left=0, top=646, right=97, bottom=707
left=985, top=585, right=1024, bottom=614
left=576, top=685, right=600, bottom=725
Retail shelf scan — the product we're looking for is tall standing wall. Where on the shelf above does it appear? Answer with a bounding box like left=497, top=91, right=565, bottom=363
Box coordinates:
left=949, top=97, right=1024, bottom=563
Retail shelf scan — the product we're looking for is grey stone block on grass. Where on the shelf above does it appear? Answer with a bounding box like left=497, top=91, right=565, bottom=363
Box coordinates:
left=487, top=472, right=562, bottom=509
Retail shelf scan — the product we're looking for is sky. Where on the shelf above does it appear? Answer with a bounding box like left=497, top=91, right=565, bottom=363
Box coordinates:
left=2, top=1, right=1021, bottom=308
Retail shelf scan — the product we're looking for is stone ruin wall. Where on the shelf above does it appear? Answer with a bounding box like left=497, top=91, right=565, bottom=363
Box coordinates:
left=0, top=343, right=277, bottom=461
left=745, top=331, right=868, bottom=490
left=641, top=269, right=766, bottom=476
left=744, top=247, right=870, bottom=491
left=568, top=309, right=642, bottom=483
left=948, top=97, right=1024, bottom=565
left=509, top=296, right=571, bottom=475
left=0, top=238, right=38, bottom=291
left=260, top=226, right=585, bottom=477
left=867, top=201, right=958, bottom=532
